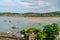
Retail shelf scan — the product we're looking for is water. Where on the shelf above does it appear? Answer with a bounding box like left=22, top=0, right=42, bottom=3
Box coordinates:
left=0, top=16, right=60, bottom=32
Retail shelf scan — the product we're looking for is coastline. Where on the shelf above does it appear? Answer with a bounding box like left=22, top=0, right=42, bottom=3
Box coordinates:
left=1, top=16, right=60, bottom=22
left=2, top=15, right=60, bottom=18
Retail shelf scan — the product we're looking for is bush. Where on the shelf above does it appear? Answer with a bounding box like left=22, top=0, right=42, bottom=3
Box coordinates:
left=43, top=23, right=59, bottom=40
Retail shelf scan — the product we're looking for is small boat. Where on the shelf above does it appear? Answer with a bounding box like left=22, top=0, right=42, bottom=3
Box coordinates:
left=9, top=20, right=11, bottom=23
left=11, top=25, right=17, bottom=29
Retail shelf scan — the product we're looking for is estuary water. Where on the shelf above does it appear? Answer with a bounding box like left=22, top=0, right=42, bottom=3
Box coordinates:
left=0, top=16, right=60, bottom=32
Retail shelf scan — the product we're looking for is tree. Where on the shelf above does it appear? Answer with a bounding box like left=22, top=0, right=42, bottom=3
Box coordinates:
left=26, top=28, right=42, bottom=34
left=26, top=28, right=43, bottom=40
left=35, top=32, right=43, bottom=40
left=26, top=28, right=36, bottom=34
left=20, top=30, right=26, bottom=34
left=43, top=23, right=59, bottom=40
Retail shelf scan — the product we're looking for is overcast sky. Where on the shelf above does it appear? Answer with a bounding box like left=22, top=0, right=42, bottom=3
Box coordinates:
left=0, top=0, right=60, bottom=13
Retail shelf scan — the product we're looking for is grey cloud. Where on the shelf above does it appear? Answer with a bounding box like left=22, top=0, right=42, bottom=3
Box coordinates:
left=0, top=0, right=60, bottom=13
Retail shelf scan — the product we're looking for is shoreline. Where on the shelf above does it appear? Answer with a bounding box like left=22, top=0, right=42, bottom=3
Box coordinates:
left=1, top=15, right=60, bottom=18
left=1, top=16, right=60, bottom=22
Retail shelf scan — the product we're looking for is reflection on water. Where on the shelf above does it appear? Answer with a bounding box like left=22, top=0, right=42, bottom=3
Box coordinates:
left=0, top=16, right=60, bottom=32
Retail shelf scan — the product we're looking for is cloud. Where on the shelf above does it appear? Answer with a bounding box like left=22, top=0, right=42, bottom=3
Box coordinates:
left=0, top=0, right=60, bottom=13
left=0, top=0, right=16, bottom=6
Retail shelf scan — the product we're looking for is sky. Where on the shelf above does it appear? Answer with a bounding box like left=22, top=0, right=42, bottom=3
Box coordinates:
left=0, top=0, right=60, bottom=13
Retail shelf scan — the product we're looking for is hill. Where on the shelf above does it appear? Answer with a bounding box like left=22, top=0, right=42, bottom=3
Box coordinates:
left=0, top=11, right=60, bottom=17
left=23, top=11, right=60, bottom=17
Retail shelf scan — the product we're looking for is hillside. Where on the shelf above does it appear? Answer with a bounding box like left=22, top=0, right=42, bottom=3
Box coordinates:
left=0, top=11, right=60, bottom=17
left=23, top=11, right=60, bottom=17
